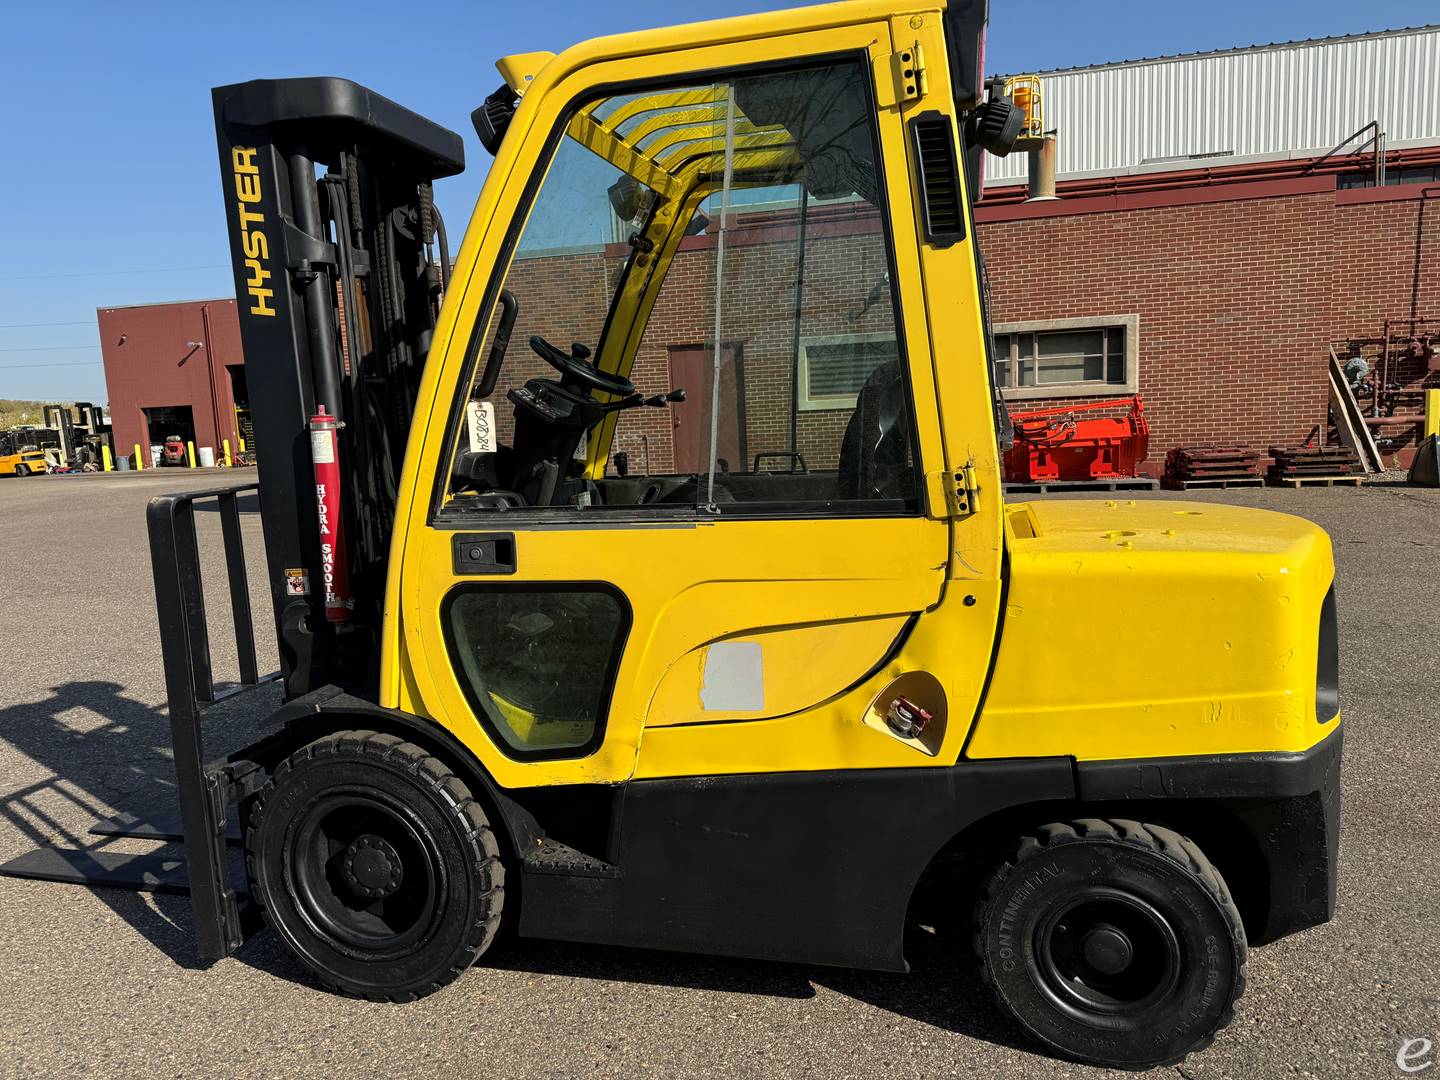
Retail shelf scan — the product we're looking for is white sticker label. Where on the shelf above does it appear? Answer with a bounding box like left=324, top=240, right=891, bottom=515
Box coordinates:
left=310, top=430, right=334, bottom=464
left=466, top=400, right=496, bottom=454
left=700, top=640, right=764, bottom=712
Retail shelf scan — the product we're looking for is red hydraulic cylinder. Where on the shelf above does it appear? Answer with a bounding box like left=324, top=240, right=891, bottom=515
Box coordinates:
left=309, top=405, right=352, bottom=623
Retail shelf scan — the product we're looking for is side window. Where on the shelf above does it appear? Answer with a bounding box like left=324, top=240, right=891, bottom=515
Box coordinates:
left=443, top=586, right=628, bottom=758
left=443, top=58, right=919, bottom=516
left=991, top=317, right=1139, bottom=398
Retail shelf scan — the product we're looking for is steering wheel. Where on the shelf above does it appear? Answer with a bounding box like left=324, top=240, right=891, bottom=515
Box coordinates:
left=529, top=336, right=636, bottom=397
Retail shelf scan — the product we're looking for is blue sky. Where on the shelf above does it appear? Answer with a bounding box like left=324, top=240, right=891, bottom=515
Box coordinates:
left=2, top=0, right=1435, bottom=402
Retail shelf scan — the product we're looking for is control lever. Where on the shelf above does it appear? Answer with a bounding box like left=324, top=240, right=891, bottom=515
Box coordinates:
left=595, top=387, right=685, bottom=415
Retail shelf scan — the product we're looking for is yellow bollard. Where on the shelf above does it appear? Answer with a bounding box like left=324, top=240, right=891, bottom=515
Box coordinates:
left=222, top=438, right=232, bottom=467
left=102, top=445, right=114, bottom=472
left=187, top=441, right=197, bottom=468
left=238, top=436, right=246, bottom=453
left=1425, top=389, right=1439, bottom=439
left=134, top=443, right=144, bottom=470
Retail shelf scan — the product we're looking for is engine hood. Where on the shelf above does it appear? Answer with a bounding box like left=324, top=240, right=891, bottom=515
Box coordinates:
left=1004, top=498, right=1330, bottom=561
left=968, top=498, right=1338, bottom=762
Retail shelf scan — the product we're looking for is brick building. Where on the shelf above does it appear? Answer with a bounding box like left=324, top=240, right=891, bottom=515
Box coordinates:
left=97, top=298, right=249, bottom=466
left=976, top=164, right=1440, bottom=466
left=974, top=22, right=1440, bottom=469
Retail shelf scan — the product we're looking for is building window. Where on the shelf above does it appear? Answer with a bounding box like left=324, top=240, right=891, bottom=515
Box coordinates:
left=1337, top=164, right=1440, bottom=190
left=797, top=334, right=901, bottom=411
left=990, top=315, right=1139, bottom=399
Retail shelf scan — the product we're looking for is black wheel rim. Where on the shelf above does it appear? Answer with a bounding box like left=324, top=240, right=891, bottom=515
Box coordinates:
left=288, top=791, right=444, bottom=956
left=1034, top=887, right=1182, bottom=1018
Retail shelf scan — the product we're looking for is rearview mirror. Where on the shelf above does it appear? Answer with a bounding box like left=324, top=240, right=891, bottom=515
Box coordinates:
left=966, top=92, right=1023, bottom=158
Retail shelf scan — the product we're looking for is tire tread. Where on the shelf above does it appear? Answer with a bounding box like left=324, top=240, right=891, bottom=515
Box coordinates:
left=245, top=729, right=505, bottom=1002
left=973, top=816, right=1247, bottom=1068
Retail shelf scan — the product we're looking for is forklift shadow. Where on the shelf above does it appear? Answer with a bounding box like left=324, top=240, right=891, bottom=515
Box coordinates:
left=0, top=680, right=236, bottom=972
left=452, top=929, right=1028, bottom=1050
left=430, top=872, right=1032, bottom=1051
left=800, top=866, right=1032, bottom=1045
left=809, top=920, right=1030, bottom=1050
left=223, top=862, right=1028, bottom=1049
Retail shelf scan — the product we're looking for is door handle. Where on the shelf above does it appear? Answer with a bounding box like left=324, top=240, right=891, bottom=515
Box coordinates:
left=452, top=533, right=516, bottom=575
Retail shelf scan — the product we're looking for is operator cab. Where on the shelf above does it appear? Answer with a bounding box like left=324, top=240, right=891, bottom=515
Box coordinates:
left=444, top=64, right=920, bottom=516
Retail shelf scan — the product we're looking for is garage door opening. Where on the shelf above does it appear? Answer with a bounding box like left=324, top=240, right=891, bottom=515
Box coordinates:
left=228, top=365, right=254, bottom=458
left=143, top=405, right=196, bottom=467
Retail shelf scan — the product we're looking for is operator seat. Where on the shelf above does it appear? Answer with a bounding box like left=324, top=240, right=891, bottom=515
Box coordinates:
left=837, top=360, right=911, bottom=500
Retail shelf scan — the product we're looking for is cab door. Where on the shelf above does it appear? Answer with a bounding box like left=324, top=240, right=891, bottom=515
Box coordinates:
left=392, top=11, right=1004, bottom=791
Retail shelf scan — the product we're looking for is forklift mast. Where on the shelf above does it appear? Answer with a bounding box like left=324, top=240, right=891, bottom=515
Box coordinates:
left=212, top=78, right=465, bottom=698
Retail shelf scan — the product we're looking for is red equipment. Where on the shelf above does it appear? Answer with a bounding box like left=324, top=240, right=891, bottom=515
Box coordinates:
left=1003, top=395, right=1150, bottom=483
left=309, top=405, right=352, bottom=623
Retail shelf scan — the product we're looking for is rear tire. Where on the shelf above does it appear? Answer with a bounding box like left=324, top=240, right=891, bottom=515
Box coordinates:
left=974, top=818, right=1246, bottom=1070
left=245, top=730, right=505, bottom=1001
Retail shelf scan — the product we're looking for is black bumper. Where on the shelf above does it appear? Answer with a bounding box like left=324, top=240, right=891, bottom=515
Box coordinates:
left=1076, top=722, right=1343, bottom=944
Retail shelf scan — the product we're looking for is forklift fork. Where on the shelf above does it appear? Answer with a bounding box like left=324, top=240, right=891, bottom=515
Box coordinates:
left=0, top=483, right=275, bottom=960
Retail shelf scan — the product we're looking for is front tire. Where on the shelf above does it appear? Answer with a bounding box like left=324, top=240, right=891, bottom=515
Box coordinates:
left=14, top=464, right=28, bottom=477
left=246, top=730, right=505, bottom=1001
left=974, top=818, right=1246, bottom=1070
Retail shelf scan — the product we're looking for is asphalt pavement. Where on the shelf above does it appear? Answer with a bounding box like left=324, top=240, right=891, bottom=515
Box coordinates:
left=0, top=468, right=1436, bottom=1079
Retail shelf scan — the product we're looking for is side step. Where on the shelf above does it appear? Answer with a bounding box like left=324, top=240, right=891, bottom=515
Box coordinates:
left=90, top=808, right=242, bottom=844
left=522, top=838, right=621, bottom=879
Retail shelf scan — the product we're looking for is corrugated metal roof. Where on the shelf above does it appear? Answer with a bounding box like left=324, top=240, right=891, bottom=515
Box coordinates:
left=1005, top=23, right=1440, bottom=77
left=985, top=24, right=1440, bottom=185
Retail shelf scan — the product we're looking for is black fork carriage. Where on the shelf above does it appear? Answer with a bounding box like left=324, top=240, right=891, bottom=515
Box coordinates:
left=1, top=483, right=277, bottom=960
left=0, top=78, right=458, bottom=958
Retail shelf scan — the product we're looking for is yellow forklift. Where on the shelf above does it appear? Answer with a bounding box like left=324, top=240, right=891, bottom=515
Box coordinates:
left=1, top=1, right=1341, bottom=1068
left=0, top=446, right=48, bottom=476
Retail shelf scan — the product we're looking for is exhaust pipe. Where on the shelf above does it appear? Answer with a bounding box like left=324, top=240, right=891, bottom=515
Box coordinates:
left=1027, top=133, right=1058, bottom=201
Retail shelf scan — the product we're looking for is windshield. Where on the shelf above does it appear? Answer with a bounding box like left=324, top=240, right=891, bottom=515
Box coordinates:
left=445, top=60, right=919, bottom=516
left=513, top=133, right=661, bottom=349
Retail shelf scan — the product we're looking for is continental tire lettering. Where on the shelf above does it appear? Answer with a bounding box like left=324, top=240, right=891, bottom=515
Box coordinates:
left=994, top=861, right=1062, bottom=972
left=230, top=146, right=276, bottom=317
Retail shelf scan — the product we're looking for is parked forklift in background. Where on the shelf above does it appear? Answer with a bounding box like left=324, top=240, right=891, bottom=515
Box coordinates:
left=159, top=435, right=188, bottom=467
left=0, top=446, right=48, bottom=477
left=1, top=1, right=1342, bottom=1069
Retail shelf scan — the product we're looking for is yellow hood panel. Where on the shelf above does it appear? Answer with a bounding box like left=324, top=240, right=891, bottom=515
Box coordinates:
left=1011, top=498, right=1327, bottom=559
left=971, top=499, right=1337, bottom=761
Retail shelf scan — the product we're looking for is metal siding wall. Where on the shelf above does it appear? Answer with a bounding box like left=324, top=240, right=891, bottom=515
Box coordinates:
left=985, top=27, right=1440, bottom=185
